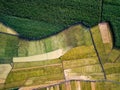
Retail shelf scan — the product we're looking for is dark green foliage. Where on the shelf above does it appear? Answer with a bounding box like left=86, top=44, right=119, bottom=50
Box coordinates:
left=102, top=0, right=120, bottom=47
left=0, top=15, right=63, bottom=40
left=0, top=0, right=100, bottom=40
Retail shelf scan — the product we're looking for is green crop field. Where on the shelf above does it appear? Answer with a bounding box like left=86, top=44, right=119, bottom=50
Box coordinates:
left=61, top=46, right=96, bottom=60
left=0, top=33, right=19, bottom=63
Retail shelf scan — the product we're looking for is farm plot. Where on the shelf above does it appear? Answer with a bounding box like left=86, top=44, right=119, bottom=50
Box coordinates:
left=91, top=26, right=107, bottom=63
left=5, top=64, right=64, bottom=89
left=14, top=59, right=61, bottom=69
left=107, top=49, right=120, bottom=62
left=104, top=63, right=120, bottom=81
left=63, top=63, right=104, bottom=81
left=98, top=23, right=113, bottom=54
left=63, top=57, right=99, bottom=69
left=61, top=46, right=96, bottom=61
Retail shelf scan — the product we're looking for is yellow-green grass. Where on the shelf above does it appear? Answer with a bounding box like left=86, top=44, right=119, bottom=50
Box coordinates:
left=116, top=57, right=120, bottom=63
left=80, top=81, right=91, bottom=90
left=24, top=75, right=64, bottom=86
left=91, top=26, right=107, bottom=63
left=104, top=63, right=120, bottom=69
left=107, top=49, right=120, bottom=62
left=104, top=63, right=120, bottom=81
left=95, top=81, right=120, bottom=90
left=105, top=67, right=120, bottom=75
left=13, top=59, right=61, bottom=69
left=106, top=74, right=120, bottom=82
left=61, top=45, right=96, bottom=61
left=71, top=64, right=102, bottom=74
left=0, top=84, right=4, bottom=90
left=59, top=83, right=66, bottom=90
left=5, top=64, right=64, bottom=89
left=63, top=57, right=99, bottom=69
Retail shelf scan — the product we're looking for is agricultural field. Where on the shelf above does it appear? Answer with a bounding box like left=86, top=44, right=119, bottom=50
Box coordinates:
left=4, top=59, right=64, bottom=89
left=37, top=80, right=120, bottom=90
left=1, top=23, right=120, bottom=90
left=0, top=20, right=120, bottom=89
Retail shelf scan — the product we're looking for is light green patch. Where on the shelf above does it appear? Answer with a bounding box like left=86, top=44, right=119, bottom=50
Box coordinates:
left=14, top=59, right=61, bottom=69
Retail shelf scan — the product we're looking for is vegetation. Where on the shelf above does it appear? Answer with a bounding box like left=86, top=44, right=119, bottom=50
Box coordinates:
left=5, top=65, right=64, bottom=88
left=91, top=26, right=107, bottom=63
left=0, top=0, right=100, bottom=40
left=61, top=46, right=96, bottom=60
left=107, top=49, right=120, bottom=62
left=14, top=59, right=61, bottom=69
left=63, top=57, right=98, bottom=69
left=0, top=33, right=19, bottom=64
left=102, top=0, right=120, bottom=47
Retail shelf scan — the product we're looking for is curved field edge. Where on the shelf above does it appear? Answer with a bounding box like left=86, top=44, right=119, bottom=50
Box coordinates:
left=1, top=22, right=120, bottom=89
left=0, top=0, right=120, bottom=47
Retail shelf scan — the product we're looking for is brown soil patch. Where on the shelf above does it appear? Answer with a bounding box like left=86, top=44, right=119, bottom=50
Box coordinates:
left=13, top=49, right=63, bottom=62
left=75, top=81, right=81, bottom=90
left=65, top=81, right=71, bottom=90
left=0, top=79, right=5, bottom=84
left=91, top=82, right=96, bottom=90
left=98, top=23, right=111, bottom=43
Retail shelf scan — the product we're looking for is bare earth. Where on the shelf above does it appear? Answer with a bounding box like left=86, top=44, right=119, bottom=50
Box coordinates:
left=98, top=23, right=111, bottom=43
left=13, top=49, right=63, bottom=62
left=64, top=69, right=91, bottom=80
left=0, top=64, right=12, bottom=79
left=0, top=23, right=18, bottom=35
left=91, top=82, right=96, bottom=90
left=0, top=79, right=5, bottom=84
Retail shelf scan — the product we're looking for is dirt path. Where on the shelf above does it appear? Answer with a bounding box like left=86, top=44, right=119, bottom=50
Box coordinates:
left=12, top=64, right=61, bottom=71
left=13, top=49, right=63, bottom=62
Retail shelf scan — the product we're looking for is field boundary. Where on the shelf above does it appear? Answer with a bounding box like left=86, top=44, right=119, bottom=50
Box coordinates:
left=89, top=29, right=107, bottom=79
